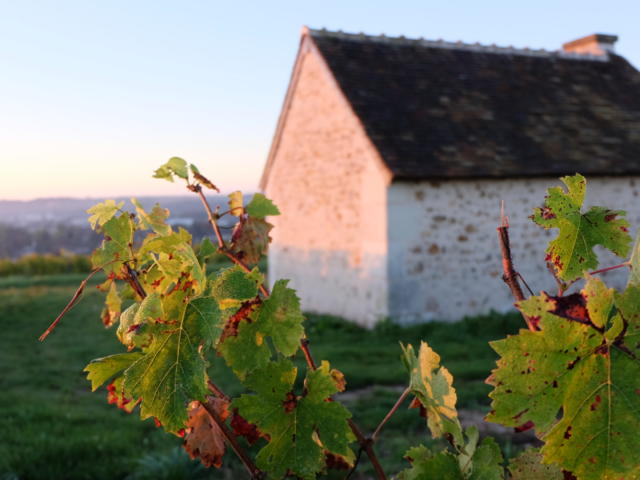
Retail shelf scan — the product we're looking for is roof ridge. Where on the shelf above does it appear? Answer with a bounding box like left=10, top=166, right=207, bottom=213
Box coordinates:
left=307, top=27, right=609, bottom=62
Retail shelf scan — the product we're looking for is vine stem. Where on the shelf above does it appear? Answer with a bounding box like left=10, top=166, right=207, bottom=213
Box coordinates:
left=201, top=396, right=264, bottom=479
left=192, top=183, right=388, bottom=480
left=497, top=217, right=537, bottom=332
left=39, top=267, right=102, bottom=341
left=194, top=185, right=270, bottom=297
left=371, top=386, right=411, bottom=442
left=590, top=262, right=630, bottom=276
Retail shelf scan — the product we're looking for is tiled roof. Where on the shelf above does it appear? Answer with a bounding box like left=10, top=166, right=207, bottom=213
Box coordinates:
left=309, top=29, right=640, bottom=178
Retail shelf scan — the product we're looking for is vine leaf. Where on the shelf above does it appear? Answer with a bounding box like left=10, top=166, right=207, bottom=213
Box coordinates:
left=246, top=193, right=280, bottom=219
left=401, top=341, right=462, bottom=444
left=117, top=294, right=162, bottom=350
left=90, top=213, right=134, bottom=277
left=467, top=437, right=503, bottom=480
left=531, top=174, right=631, bottom=282
left=87, top=199, right=124, bottom=229
left=487, top=277, right=640, bottom=480
left=183, top=399, right=229, bottom=468
left=397, top=447, right=464, bottom=480
left=228, top=191, right=244, bottom=216
left=230, top=217, right=274, bottom=265
left=131, top=198, right=172, bottom=236
left=234, top=359, right=355, bottom=480
left=218, top=318, right=271, bottom=379
left=123, top=292, right=210, bottom=433
left=84, top=352, right=144, bottom=391
left=153, top=157, right=189, bottom=182
left=627, top=229, right=640, bottom=287
left=507, top=449, right=563, bottom=480
left=211, top=266, right=262, bottom=310
left=101, top=281, right=122, bottom=327
left=189, top=164, right=219, bottom=191
left=107, top=376, right=139, bottom=413
left=255, top=279, right=304, bottom=356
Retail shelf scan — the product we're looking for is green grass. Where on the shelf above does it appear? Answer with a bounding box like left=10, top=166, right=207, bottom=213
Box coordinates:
left=0, top=274, right=523, bottom=479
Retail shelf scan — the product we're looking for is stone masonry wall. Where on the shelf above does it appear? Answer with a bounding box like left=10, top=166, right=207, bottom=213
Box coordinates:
left=387, top=177, right=640, bottom=323
left=264, top=45, right=391, bottom=327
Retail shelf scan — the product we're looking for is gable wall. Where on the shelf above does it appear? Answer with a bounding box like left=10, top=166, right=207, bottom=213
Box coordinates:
left=264, top=45, right=391, bottom=326
left=387, top=177, right=640, bottom=322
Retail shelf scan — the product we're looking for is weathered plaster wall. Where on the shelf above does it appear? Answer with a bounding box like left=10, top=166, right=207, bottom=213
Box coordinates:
left=264, top=45, right=391, bottom=327
left=387, top=177, right=640, bottom=323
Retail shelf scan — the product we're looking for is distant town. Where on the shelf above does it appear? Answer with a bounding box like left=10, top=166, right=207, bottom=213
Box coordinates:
left=0, top=195, right=244, bottom=258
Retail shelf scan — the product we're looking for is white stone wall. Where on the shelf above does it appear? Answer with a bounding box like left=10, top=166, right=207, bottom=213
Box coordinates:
left=387, top=177, right=640, bottom=323
left=264, top=44, right=391, bottom=327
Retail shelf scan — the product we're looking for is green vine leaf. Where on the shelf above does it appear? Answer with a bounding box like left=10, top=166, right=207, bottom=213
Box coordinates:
left=211, top=266, right=262, bottom=309
left=487, top=278, right=640, bottom=480
left=87, top=199, right=124, bottom=229
left=256, top=279, right=304, bottom=356
left=627, top=230, right=640, bottom=287
left=90, top=213, right=134, bottom=277
left=531, top=174, right=631, bottom=282
left=397, top=447, right=464, bottom=480
left=153, top=157, right=189, bottom=182
left=218, top=318, right=271, bottom=379
left=246, top=193, right=280, bottom=219
left=401, top=341, right=462, bottom=444
left=84, top=352, right=144, bottom=391
left=507, top=449, right=563, bottom=480
left=234, top=359, right=354, bottom=480
left=123, top=292, right=210, bottom=433
left=467, top=437, right=503, bottom=480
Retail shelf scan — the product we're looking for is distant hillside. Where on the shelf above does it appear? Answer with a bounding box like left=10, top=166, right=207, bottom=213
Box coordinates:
left=0, top=195, right=249, bottom=258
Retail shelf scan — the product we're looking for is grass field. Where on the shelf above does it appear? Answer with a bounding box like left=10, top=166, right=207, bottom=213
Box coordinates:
left=0, top=274, right=523, bottom=479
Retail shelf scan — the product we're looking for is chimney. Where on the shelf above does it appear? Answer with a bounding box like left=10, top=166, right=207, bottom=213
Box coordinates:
left=562, top=33, right=618, bottom=56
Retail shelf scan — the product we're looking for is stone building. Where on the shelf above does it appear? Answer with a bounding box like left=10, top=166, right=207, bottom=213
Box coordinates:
left=260, top=28, right=640, bottom=326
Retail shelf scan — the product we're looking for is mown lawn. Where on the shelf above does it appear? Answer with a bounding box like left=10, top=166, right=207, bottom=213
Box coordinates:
left=0, top=274, right=523, bottom=479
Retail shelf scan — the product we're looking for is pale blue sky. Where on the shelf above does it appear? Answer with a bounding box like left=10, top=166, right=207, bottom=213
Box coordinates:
left=1, top=0, right=638, bottom=200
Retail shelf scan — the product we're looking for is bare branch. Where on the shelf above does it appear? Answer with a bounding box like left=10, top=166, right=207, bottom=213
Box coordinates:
left=371, top=387, right=411, bottom=442
left=39, top=268, right=102, bottom=341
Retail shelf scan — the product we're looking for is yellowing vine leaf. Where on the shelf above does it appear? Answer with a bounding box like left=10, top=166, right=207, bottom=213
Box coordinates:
left=131, top=198, right=172, bottom=236
left=401, top=341, right=462, bottom=444
left=487, top=278, right=640, bottom=480
left=87, top=199, right=124, bottom=229
left=90, top=213, right=134, bottom=277
left=507, top=449, right=563, bottom=480
left=531, top=174, right=631, bottom=282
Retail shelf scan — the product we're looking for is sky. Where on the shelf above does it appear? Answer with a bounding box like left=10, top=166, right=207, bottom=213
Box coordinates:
left=1, top=0, right=639, bottom=201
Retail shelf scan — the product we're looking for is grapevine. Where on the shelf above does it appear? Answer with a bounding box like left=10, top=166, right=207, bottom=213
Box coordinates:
left=40, top=163, right=640, bottom=479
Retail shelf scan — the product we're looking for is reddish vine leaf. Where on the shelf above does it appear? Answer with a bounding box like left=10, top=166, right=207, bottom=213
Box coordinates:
left=183, top=399, right=229, bottom=468
left=234, top=359, right=355, bottom=480
left=230, top=409, right=263, bottom=445
left=487, top=278, right=640, bottom=480
left=189, top=164, right=219, bottom=192
left=230, top=217, right=274, bottom=265
left=107, top=377, right=139, bottom=413
left=531, top=174, right=631, bottom=282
